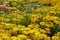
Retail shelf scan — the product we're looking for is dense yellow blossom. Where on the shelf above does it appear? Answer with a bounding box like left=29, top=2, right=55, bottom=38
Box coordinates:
left=52, top=36, right=59, bottom=40
left=0, top=0, right=60, bottom=40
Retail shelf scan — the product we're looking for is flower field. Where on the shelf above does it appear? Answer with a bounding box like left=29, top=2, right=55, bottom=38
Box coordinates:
left=0, top=0, right=60, bottom=40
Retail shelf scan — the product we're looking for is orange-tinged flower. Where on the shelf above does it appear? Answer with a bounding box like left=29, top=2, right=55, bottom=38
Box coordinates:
left=0, top=5, right=8, bottom=9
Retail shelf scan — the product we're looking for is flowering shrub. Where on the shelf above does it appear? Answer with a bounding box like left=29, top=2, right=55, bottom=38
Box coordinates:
left=0, top=0, right=60, bottom=40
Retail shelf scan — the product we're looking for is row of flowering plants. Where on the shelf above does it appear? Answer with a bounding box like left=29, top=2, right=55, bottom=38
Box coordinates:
left=0, top=0, right=60, bottom=40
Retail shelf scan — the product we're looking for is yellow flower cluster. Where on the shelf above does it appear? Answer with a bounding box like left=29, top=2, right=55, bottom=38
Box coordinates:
left=0, top=0, right=60, bottom=40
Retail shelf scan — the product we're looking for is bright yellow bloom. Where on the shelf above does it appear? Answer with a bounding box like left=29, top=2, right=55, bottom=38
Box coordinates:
left=17, top=35, right=27, bottom=39
left=52, top=36, right=59, bottom=40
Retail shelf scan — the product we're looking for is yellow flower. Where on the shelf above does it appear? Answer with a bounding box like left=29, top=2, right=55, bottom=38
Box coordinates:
left=7, top=0, right=24, bottom=2
left=40, top=21, right=54, bottom=28
left=47, top=37, right=51, bottom=40
left=45, top=16, right=59, bottom=21
left=12, top=27, right=19, bottom=32
left=45, top=22, right=54, bottom=28
left=33, top=32, right=41, bottom=40
left=17, top=25, right=25, bottom=28
left=39, top=34, right=47, bottom=40
left=45, top=28, right=50, bottom=34
left=52, top=36, right=59, bottom=40
left=28, top=0, right=39, bottom=2
left=0, top=38, right=2, bottom=40
left=4, top=18, right=10, bottom=23
left=26, top=39, right=31, bottom=40
left=28, top=24, right=39, bottom=29
left=17, top=35, right=27, bottom=39
left=54, top=20, right=60, bottom=25
left=2, top=35, right=11, bottom=40
left=40, top=22, right=46, bottom=26
left=20, top=28, right=31, bottom=35
left=28, top=30, right=36, bottom=34
left=40, top=29, right=46, bottom=33
left=11, top=36, right=17, bottom=40
left=57, top=32, right=60, bottom=38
